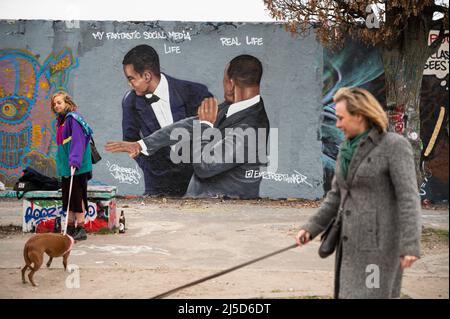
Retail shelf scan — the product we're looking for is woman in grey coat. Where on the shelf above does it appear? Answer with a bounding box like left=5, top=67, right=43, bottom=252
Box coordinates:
left=296, top=87, right=421, bottom=299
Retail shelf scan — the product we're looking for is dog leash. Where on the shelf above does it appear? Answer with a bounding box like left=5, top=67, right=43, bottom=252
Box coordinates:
left=151, top=243, right=298, bottom=299
left=62, top=167, right=75, bottom=236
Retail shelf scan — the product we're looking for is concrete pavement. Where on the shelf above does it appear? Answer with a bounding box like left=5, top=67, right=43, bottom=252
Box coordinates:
left=0, top=198, right=448, bottom=298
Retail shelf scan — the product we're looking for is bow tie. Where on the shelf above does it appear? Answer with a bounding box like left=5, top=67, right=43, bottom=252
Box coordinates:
left=144, top=94, right=160, bottom=104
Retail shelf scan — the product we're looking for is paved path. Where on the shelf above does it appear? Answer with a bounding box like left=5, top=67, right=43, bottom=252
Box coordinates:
left=0, top=198, right=448, bottom=298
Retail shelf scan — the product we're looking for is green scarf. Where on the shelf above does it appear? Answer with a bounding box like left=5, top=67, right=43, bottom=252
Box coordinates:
left=340, top=130, right=370, bottom=179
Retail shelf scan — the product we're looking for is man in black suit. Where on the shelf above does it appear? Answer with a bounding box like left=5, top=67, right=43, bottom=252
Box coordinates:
left=121, top=44, right=212, bottom=196
left=108, top=55, right=270, bottom=199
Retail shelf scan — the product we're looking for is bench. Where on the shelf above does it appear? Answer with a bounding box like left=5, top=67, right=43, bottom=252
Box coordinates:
left=22, top=185, right=118, bottom=233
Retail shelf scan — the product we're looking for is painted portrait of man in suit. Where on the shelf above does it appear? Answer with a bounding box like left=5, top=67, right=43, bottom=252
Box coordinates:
left=108, top=54, right=270, bottom=199
left=121, top=44, right=212, bottom=196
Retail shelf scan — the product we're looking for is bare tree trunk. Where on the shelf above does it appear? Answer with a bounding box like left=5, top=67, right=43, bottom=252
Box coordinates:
left=379, top=15, right=434, bottom=186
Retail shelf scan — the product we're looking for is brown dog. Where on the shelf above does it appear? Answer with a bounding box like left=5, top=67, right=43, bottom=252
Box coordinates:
left=22, top=233, right=74, bottom=286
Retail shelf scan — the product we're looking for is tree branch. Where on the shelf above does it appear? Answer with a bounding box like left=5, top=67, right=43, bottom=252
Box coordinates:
left=334, top=0, right=367, bottom=19
left=428, top=24, right=447, bottom=57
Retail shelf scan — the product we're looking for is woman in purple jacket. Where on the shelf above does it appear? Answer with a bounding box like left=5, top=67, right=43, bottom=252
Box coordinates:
left=51, top=91, right=93, bottom=241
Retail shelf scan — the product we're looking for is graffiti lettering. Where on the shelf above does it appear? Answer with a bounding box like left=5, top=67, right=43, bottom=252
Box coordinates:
left=92, top=31, right=192, bottom=41
left=164, top=44, right=181, bottom=54
left=246, top=169, right=313, bottom=187
left=424, top=30, right=449, bottom=84
left=106, top=161, right=141, bottom=184
left=143, top=31, right=166, bottom=39
left=24, top=203, right=98, bottom=224
left=24, top=206, right=60, bottom=224
left=106, top=31, right=141, bottom=40
left=23, top=202, right=99, bottom=232
left=246, top=36, right=263, bottom=46
left=430, top=32, right=450, bottom=44
left=91, top=32, right=104, bottom=40
left=387, top=104, right=406, bottom=134
left=419, top=177, right=429, bottom=197
left=220, top=36, right=264, bottom=47
left=220, top=37, right=241, bottom=46
left=166, top=31, right=191, bottom=41
left=86, top=203, right=96, bottom=219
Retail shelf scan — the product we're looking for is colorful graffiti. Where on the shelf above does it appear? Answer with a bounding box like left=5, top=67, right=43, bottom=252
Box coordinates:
left=387, top=104, right=406, bottom=134
left=22, top=199, right=115, bottom=233
left=419, top=31, right=449, bottom=203
left=0, top=48, right=77, bottom=186
left=321, top=35, right=449, bottom=202
left=420, top=81, right=449, bottom=202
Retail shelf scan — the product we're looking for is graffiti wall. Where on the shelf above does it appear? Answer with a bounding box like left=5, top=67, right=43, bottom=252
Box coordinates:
left=22, top=198, right=116, bottom=233
left=0, top=47, right=77, bottom=185
left=1, top=20, right=447, bottom=201
left=321, top=32, right=449, bottom=202
left=420, top=31, right=449, bottom=203
left=0, top=20, right=324, bottom=199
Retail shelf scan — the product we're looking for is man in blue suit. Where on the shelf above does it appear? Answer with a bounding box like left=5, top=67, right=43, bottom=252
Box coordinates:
left=121, top=44, right=212, bottom=196
left=109, top=55, right=270, bottom=199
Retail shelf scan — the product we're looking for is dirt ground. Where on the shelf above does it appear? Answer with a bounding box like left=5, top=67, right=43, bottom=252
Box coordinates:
left=0, top=197, right=448, bottom=299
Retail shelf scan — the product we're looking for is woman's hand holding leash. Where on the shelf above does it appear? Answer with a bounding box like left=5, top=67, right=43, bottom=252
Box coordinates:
left=296, top=229, right=311, bottom=246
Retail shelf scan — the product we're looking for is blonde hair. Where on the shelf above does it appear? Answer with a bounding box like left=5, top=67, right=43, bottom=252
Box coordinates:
left=50, top=91, right=77, bottom=114
left=333, top=87, right=388, bottom=133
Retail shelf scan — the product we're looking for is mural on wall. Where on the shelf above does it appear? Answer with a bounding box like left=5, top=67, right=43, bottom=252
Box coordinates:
left=120, top=45, right=212, bottom=197
left=321, top=39, right=385, bottom=191
left=0, top=20, right=446, bottom=201
left=420, top=31, right=449, bottom=203
left=119, top=45, right=270, bottom=199
left=321, top=32, right=449, bottom=202
left=0, top=48, right=77, bottom=186
left=83, top=21, right=323, bottom=199
left=2, top=20, right=324, bottom=199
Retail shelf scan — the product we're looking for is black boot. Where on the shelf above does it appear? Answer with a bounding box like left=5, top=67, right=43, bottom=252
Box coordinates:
left=66, top=225, right=76, bottom=236
left=73, top=226, right=87, bottom=241
left=54, top=217, right=61, bottom=233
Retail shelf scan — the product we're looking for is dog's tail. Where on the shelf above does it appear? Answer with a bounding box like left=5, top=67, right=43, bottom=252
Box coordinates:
left=23, top=244, right=39, bottom=270
left=23, top=244, right=31, bottom=267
